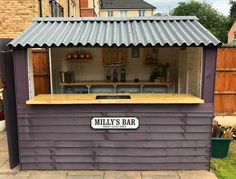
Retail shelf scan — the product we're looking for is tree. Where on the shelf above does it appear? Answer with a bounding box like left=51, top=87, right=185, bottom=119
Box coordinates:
left=154, top=12, right=162, bottom=16
left=171, top=1, right=229, bottom=42
left=229, top=0, right=236, bottom=26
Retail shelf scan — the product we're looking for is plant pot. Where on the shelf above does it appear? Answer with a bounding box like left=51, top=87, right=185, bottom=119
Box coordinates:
left=0, top=120, right=5, bottom=132
left=211, top=138, right=233, bottom=158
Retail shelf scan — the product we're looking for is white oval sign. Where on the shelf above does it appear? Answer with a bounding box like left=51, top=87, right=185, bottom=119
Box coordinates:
left=91, top=117, right=139, bottom=129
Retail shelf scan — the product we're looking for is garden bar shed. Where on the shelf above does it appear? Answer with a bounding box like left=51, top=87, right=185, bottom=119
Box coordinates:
left=8, top=16, right=221, bottom=170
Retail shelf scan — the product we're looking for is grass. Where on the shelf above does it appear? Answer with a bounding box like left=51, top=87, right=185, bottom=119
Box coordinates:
left=211, top=140, right=236, bottom=179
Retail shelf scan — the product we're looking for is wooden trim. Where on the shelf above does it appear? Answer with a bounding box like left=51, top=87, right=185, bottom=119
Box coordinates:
left=49, top=48, right=53, bottom=94
left=215, top=91, right=236, bottom=95
left=216, top=68, right=236, bottom=72
left=31, top=49, right=46, bottom=53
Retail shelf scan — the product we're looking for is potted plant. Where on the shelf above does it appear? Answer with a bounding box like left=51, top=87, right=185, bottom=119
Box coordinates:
left=211, top=120, right=234, bottom=158
left=0, top=98, right=5, bottom=132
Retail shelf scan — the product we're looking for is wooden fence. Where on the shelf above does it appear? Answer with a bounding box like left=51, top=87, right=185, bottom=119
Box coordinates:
left=214, top=46, right=236, bottom=114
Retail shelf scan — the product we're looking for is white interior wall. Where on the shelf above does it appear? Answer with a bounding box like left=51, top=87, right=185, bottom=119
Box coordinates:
left=51, top=47, right=179, bottom=93
left=177, top=47, right=203, bottom=97
left=187, top=47, right=202, bottom=97
left=27, top=49, right=35, bottom=98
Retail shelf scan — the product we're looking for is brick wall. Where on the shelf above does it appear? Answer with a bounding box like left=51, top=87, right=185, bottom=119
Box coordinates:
left=228, top=20, right=236, bottom=42
left=79, top=0, right=96, bottom=17
left=0, top=0, right=80, bottom=39
left=0, top=0, right=37, bottom=38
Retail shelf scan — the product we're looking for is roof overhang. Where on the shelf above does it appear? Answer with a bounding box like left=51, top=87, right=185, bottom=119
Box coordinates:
left=9, top=16, right=221, bottom=49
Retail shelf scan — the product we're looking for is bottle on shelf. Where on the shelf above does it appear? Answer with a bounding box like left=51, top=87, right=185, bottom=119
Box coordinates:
left=120, top=67, right=126, bottom=82
left=113, top=69, right=118, bottom=82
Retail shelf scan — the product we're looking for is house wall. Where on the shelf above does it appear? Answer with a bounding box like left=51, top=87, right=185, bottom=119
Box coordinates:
left=80, top=0, right=96, bottom=16
left=12, top=48, right=217, bottom=170
left=0, top=0, right=80, bottom=38
left=228, top=20, right=236, bottom=43
left=0, top=0, right=37, bottom=38
left=100, top=9, right=153, bottom=17
left=59, top=0, right=80, bottom=17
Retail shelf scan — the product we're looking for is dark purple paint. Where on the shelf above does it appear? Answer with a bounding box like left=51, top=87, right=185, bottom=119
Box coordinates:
left=12, top=49, right=216, bottom=170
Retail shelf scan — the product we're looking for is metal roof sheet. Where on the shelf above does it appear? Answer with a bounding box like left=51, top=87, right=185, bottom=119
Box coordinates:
left=9, top=16, right=221, bottom=48
left=101, top=0, right=156, bottom=9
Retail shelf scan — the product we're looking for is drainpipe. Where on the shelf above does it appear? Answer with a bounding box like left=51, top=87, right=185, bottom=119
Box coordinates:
left=39, top=0, right=42, bottom=17
left=79, top=0, right=81, bottom=16
left=93, top=0, right=95, bottom=16
left=68, top=0, right=70, bottom=17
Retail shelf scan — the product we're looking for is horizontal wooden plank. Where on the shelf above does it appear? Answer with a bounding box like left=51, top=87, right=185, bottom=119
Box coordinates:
left=19, top=133, right=211, bottom=141
left=21, top=155, right=209, bottom=163
left=21, top=162, right=209, bottom=170
left=216, top=68, right=236, bottom=72
left=215, top=91, right=236, bottom=95
left=18, top=117, right=212, bottom=126
left=20, top=147, right=209, bottom=156
left=19, top=140, right=210, bottom=148
left=18, top=125, right=211, bottom=133
left=17, top=112, right=213, bottom=118
left=16, top=103, right=213, bottom=113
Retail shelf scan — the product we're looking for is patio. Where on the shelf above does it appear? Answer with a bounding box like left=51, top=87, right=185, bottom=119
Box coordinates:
left=0, top=132, right=218, bottom=179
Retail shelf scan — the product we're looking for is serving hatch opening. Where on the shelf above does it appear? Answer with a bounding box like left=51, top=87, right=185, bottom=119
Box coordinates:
left=27, top=46, right=204, bottom=104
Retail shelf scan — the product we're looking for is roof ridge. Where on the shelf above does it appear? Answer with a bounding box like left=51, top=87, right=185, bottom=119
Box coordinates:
left=101, top=0, right=156, bottom=9
left=33, top=16, right=199, bottom=22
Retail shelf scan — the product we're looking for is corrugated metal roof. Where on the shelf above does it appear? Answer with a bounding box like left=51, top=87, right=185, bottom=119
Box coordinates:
left=9, top=16, right=221, bottom=48
left=101, top=0, right=156, bottom=9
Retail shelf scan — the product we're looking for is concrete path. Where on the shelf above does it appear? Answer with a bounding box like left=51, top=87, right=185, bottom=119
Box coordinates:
left=0, top=131, right=218, bottom=179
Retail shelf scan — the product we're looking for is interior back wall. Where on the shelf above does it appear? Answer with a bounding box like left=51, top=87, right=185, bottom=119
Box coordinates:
left=51, top=47, right=179, bottom=93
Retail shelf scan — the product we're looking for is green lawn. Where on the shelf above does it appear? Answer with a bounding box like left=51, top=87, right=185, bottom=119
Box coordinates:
left=211, top=140, right=236, bottom=179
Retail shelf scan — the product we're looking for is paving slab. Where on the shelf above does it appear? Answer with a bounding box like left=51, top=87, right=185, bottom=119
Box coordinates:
left=68, top=170, right=104, bottom=176
left=67, top=175, right=103, bottom=179
left=142, top=176, right=179, bottom=179
left=104, top=171, right=141, bottom=179
left=178, top=170, right=217, bottom=179
left=0, top=138, right=8, bottom=152
left=0, top=175, right=29, bottom=179
left=0, top=152, right=8, bottom=168
left=142, top=171, right=178, bottom=176
left=0, top=132, right=6, bottom=140
left=141, top=171, right=179, bottom=179
left=28, top=172, right=67, bottom=179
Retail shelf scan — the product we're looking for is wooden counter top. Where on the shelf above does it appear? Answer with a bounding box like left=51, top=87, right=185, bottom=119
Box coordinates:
left=59, top=82, right=172, bottom=86
left=26, top=94, right=204, bottom=105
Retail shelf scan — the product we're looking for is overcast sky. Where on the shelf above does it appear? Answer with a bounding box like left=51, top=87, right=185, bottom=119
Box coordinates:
left=145, top=0, right=231, bottom=15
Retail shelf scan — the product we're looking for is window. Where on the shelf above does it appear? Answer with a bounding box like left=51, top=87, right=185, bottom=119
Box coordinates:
left=108, top=10, right=113, bottom=17
left=49, top=0, right=64, bottom=17
left=234, top=32, right=236, bottom=40
left=138, top=10, right=145, bottom=17
left=120, top=10, right=127, bottom=17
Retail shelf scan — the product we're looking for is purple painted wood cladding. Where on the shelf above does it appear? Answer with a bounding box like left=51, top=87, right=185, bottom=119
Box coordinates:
left=202, top=48, right=217, bottom=103
left=13, top=49, right=215, bottom=170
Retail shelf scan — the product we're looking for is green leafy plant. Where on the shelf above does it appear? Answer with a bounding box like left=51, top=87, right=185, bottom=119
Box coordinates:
left=171, top=0, right=229, bottom=42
